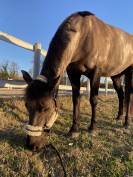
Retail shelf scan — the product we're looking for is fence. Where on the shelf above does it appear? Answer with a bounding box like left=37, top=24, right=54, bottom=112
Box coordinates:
left=0, top=78, right=115, bottom=97
left=0, top=31, right=47, bottom=78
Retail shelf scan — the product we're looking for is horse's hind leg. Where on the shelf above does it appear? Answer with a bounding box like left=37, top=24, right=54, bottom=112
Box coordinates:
left=111, top=75, right=124, bottom=120
left=88, top=72, right=100, bottom=131
left=124, top=67, right=133, bottom=128
left=67, top=70, right=81, bottom=137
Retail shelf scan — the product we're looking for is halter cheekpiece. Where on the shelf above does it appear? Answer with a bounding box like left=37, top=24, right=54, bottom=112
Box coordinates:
left=36, top=75, right=48, bottom=83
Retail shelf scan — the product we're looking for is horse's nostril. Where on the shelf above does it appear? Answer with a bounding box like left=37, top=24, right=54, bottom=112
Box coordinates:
left=26, top=136, right=43, bottom=152
left=27, top=143, right=34, bottom=150
left=27, top=143, right=39, bottom=152
left=33, top=146, right=39, bottom=152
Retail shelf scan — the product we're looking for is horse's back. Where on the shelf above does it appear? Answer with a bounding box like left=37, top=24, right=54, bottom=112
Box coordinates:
left=44, top=11, right=133, bottom=78
left=65, top=11, right=133, bottom=76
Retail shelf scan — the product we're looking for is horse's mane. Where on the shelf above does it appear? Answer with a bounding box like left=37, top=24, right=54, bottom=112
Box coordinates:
left=28, top=11, right=95, bottom=100
left=78, top=11, right=94, bottom=17
left=41, top=11, right=94, bottom=77
left=45, top=11, right=94, bottom=59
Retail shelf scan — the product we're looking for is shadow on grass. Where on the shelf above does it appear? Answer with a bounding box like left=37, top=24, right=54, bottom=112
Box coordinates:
left=0, top=128, right=26, bottom=149
left=0, top=101, right=27, bottom=123
left=98, top=118, right=123, bottom=130
left=112, top=144, right=132, bottom=161
left=60, top=107, right=91, bottom=118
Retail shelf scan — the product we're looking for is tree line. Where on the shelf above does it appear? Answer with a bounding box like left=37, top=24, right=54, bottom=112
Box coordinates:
left=0, top=61, right=21, bottom=80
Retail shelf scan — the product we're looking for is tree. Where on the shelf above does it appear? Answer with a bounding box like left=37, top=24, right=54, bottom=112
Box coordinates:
left=0, top=61, right=20, bottom=80
left=0, top=61, right=9, bottom=80
left=9, top=62, right=19, bottom=79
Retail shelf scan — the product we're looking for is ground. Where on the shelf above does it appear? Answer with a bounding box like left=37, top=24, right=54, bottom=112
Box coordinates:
left=0, top=95, right=132, bottom=177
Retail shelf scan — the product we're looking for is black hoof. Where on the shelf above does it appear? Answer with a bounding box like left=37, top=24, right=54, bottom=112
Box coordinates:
left=123, top=124, right=128, bottom=129
left=88, top=126, right=94, bottom=133
left=66, top=131, right=80, bottom=138
left=88, top=123, right=96, bottom=132
left=116, top=115, right=124, bottom=120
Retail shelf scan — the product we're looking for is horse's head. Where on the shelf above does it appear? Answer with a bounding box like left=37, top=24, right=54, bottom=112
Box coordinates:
left=22, top=70, right=59, bottom=151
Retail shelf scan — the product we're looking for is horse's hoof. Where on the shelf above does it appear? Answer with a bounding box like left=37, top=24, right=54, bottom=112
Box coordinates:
left=88, top=127, right=94, bottom=133
left=123, top=124, right=128, bottom=129
left=66, top=131, right=80, bottom=138
left=116, top=115, right=124, bottom=120
left=88, top=124, right=96, bottom=133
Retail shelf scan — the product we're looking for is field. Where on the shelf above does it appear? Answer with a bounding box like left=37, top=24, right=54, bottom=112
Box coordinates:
left=0, top=95, right=133, bottom=177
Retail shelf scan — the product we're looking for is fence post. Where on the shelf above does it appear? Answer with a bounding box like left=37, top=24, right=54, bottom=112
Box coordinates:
left=33, top=42, right=41, bottom=79
left=87, top=79, right=90, bottom=97
left=65, top=72, right=67, bottom=85
left=105, top=77, right=108, bottom=95
left=130, top=94, right=133, bottom=116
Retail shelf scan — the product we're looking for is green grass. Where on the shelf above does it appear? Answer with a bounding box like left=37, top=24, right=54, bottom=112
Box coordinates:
left=0, top=95, right=132, bottom=177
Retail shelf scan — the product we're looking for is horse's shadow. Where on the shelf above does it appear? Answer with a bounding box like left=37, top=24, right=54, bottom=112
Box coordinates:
left=0, top=128, right=26, bottom=149
left=0, top=98, right=28, bottom=124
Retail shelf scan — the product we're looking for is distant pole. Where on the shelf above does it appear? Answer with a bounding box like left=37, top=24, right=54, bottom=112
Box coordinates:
left=105, top=77, right=108, bottom=95
left=65, top=72, right=67, bottom=85
left=130, top=94, right=133, bottom=116
left=87, top=79, right=90, bottom=97
left=33, top=43, right=41, bottom=79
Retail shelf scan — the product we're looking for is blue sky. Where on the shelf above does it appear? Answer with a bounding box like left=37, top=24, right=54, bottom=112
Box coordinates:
left=0, top=0, right=133, bottom=73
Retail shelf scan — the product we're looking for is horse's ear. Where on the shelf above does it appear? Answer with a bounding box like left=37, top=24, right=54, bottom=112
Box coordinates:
left=48, top=76, right=60, bottom=90
left=21, top=70, right=32, bottom=84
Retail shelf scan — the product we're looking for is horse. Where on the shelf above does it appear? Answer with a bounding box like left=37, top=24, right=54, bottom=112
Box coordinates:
left=22, top=11, right=133, bottom=151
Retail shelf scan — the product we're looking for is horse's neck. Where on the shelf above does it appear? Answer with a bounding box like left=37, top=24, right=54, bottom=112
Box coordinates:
left=40, top=56, right=65, bottom=80
left=41, top=31, right=80, bottom=81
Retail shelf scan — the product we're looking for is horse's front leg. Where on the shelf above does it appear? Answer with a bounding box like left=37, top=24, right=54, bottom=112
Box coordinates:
left=89, top=74, right=100, bottom=131
left=67, top=71, right=81, bottom=137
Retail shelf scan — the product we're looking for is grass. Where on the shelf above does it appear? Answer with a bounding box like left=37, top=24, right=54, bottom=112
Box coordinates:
left=0, top=94, right=132, bottom=177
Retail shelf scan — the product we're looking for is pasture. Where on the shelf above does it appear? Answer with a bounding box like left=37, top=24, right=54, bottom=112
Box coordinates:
left=0, top=95, right=132, bottom=177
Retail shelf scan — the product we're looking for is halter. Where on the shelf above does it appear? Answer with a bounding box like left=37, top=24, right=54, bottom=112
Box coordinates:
left=36, top=75, right=48, bottom=83
left=24, top=99, right=58, bottom=137
left=24, top=111, right=58, bottom=136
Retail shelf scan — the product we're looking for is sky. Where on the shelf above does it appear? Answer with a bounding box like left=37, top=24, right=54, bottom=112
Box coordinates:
left=0, top=0, right=133, bottom=74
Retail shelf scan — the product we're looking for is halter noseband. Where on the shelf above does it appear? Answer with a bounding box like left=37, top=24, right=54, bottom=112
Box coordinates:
left=24, top=111, right=58, bottom=136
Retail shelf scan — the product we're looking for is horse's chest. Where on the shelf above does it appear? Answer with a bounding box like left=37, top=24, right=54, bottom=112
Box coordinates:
left=67, top=60, right=95, bottom=74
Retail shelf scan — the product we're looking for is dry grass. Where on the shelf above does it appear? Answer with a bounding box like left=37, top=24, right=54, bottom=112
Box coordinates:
left=0, top=95, right=133, bottom=177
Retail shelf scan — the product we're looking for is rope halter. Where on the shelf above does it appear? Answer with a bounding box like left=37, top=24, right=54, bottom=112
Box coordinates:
left=24, top=111, right=58, bottom=137
left=36, top=75, right=48, bottom=83
left=25, top=124, right=43, bottom=137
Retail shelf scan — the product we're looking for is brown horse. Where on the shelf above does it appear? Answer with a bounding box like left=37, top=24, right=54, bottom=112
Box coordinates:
left=22, top=11, right=133, bottom=151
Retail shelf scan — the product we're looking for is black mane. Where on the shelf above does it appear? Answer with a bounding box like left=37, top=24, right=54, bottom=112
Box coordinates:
left=78, top=11, right=94, bottom=17
left=41, top=11, right=94, bottom=78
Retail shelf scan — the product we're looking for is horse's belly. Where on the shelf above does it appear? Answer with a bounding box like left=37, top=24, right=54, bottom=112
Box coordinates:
left=101, top=58, right=133, bottom=77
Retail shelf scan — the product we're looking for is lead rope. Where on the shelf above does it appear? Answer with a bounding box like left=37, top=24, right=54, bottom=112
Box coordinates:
left=42, top=128, right=67, bottom=177
left=46, top=98, right=67, bottom=176
left=29, top=142, right=67, bottom=177
left=45, top=143, right=67, bottom=177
